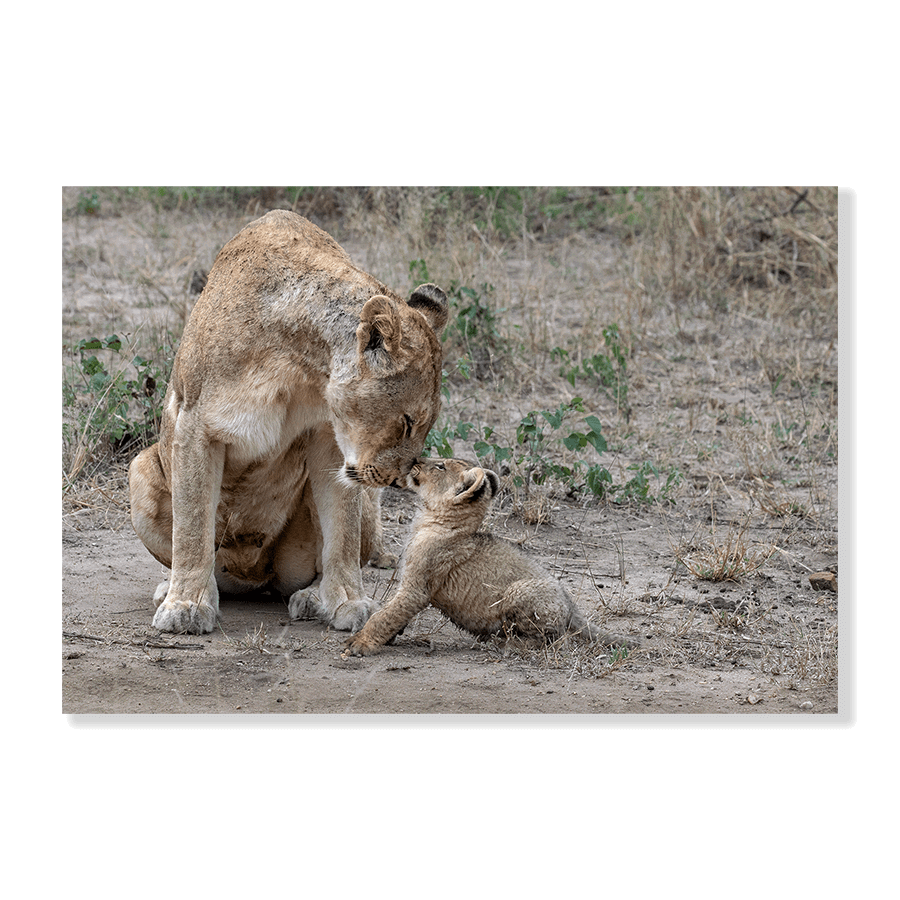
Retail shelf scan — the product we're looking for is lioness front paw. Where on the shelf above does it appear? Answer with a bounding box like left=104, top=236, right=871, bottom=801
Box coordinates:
left=288, top=583, right=373, bottom=632
left=151, top=575, right=218, bottom=634
left=152, top=598, right=217, bottom=634
left=331, top=597, right=374, bottom=632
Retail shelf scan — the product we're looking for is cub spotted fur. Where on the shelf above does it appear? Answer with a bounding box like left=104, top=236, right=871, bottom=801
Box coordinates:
left=343, top=458, right=636, bottom=656
left=129, top=211, right=448, bottom=635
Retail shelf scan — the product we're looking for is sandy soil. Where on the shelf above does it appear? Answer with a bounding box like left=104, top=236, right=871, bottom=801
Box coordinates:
left=62, top=190, right=841, bottom=716
left=62, top=493, right=837, bottom=715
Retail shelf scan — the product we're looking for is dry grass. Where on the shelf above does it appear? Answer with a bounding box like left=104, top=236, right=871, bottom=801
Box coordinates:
left=761, top=618, right=839, bottom=684
left=675, top=520, right=774, bottom=583
left=623, top=186, right=837, bottom=326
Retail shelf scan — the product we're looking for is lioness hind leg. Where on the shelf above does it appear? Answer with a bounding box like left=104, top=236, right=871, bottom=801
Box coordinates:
left=153, top=578, right=169, bottom=607
left=129, top=443, right=174, bottom=568
left=130, top=445, right=185, bottom=619
left=271, top=484, right=321, bottom=596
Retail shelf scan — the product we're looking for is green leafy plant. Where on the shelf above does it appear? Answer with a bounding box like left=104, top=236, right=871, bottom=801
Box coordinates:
left=514, top=399, right=588, bottom=495
left=616, top=461, right=682, bottom=503
left=423, top=420, right=514, bottom=471
left=552, top=323, right=631, bottom=418
left=409, top=257, right=432, bottom=287
left=448, top=280, right=502, bottom=347
left=63, top=334, right=171, bottom=483
left=426, top=398, right=679, bottom=507
left=606, top=644, right=632, bottom=665
left=76, top=191, right=101, bottom=216
left=410, top=264, right=504, bottom=378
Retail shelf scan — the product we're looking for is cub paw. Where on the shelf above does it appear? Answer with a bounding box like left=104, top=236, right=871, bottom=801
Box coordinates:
left=342, top=632, right=381, bottom=657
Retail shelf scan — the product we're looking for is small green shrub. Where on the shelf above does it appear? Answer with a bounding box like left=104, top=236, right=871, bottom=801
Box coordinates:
left=447, top=281, right=502, bottom=347
left=411, top=261, right=504, bottom=378
left=616, top=461, right=682, bottom=503
left=514, top=400, right=593, bottom=494
left=63, top=334, right=171, bottom=483
left=425, top=396, right=679, bottom=506
left=76, top=191, right=101, bottom=216
left=552, top=323, right=631, bottom=419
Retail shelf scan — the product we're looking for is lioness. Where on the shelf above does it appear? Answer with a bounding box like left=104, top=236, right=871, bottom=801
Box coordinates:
left=129, top=210, right=448, bottom=634
left=343, top=458, right=636, bottom=656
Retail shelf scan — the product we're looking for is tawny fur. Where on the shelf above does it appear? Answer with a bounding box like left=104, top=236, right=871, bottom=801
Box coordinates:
left=343, top=459, right=636, bottom=656
left=128, top=211, right=448, bottom=634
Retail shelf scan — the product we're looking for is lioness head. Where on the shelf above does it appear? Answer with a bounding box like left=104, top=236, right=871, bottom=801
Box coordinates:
left=330, top=283, right=449, bottom=488
left=406, top=458, right=500, bottom=511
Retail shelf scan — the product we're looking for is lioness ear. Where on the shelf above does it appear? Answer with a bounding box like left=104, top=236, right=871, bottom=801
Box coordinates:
left=357, top=295, right=402, bottom=359
left=408, top=283, right=449, bottom=333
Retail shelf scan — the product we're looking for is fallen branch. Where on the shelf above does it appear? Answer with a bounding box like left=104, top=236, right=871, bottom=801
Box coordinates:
left=62, top=631, right=205, bottom=650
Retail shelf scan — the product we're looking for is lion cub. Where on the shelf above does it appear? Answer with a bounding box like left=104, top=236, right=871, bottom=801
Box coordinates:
left=343, top=458, right=635, bottom=656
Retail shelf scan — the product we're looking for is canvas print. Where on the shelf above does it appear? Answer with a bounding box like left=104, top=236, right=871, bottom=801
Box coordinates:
left=62, top=187, right=840, bottom=714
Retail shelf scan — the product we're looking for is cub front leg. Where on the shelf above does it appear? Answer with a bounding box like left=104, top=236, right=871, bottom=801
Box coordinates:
left=343, top=586, right=431, bottom=656
left=152, top=408, right=225, bottom=634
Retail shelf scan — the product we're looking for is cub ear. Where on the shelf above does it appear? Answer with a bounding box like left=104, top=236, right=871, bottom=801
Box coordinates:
left=454, top=467, right=498, bottom=504
left=357, top=295, right=402, bottom=359
left=408, top=283, right=449, bottom=333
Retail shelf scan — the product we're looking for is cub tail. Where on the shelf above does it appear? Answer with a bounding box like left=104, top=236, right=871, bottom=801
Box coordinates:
left=567, top=607, right=638, bottom=651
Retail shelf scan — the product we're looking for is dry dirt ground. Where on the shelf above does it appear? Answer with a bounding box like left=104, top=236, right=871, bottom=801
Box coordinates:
left=62, top=189, right=842, bottom=716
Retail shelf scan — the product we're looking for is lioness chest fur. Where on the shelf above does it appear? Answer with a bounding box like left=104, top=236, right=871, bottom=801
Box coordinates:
left=343, top=459, right=635, bottom=656
left=128, top=211, right=448, bottom=635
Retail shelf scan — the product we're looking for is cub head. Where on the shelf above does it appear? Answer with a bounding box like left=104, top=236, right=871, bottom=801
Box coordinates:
left=406, top=458, right=500, bottom=512
left=330, top=284, right=449, bottom=488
